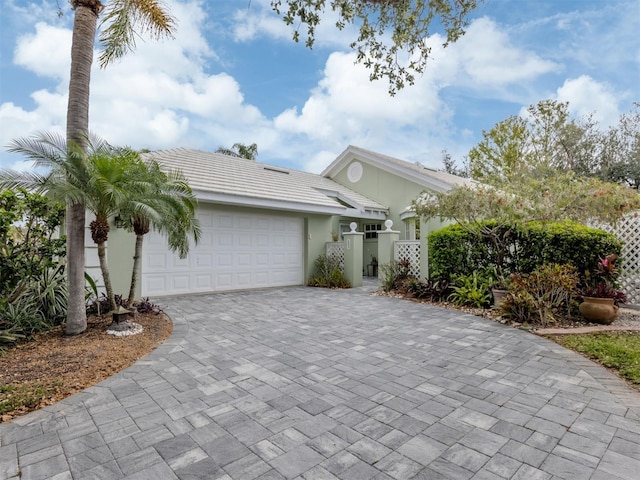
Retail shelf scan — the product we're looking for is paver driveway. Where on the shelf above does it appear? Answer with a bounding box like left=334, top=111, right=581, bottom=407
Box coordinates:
left=2, top=284, right=640, bottom=480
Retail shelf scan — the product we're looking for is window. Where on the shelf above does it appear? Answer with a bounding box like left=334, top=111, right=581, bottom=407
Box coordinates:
left=364, top=223, right=382, bottom=239
left=404, top=218, right=420, bottom=240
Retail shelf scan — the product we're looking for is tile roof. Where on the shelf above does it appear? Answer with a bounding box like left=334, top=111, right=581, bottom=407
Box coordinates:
left=142, top=148, right=388, bottom=214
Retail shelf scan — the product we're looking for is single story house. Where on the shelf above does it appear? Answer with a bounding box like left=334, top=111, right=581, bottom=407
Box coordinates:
left=96, top=145, right=475, bottom=298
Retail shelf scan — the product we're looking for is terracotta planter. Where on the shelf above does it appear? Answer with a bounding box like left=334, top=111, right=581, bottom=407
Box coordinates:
left=579, top=297, right=619, bottom=325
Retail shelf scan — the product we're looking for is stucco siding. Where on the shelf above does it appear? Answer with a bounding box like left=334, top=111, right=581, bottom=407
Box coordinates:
left=333, top=161, right=427, bottom=236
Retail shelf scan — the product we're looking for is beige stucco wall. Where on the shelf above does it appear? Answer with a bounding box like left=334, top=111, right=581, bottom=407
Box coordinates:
left=331, top=161, right=429, bottom=238
left=106, top=218, right=137, bottom=299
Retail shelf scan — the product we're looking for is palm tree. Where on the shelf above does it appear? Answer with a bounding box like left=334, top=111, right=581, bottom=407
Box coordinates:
left=215, top=143, right=259, bottom=161
left=120, top=159, right=200, bottom=304
left=64, top=0, right=175, bottom=334
left=3, top=132, right=146, bottom=311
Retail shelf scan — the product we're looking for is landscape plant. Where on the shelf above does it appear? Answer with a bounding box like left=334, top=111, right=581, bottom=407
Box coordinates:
left=119, top=158, right=200, bottom=304
left=448, top=272, right=492, bottom=308
left=379, top=258, right=413, bottom=292
left=581, top=253, right=627, bottom=305
left=61, top=0, right=176, bottom=335
left=307, top=254, right=350, bottom=288
left=501, top=264, right=579, bottom=327
left=428, top=220, right=621, bottom=286
left=0, top=189, right=66, bottom=347
left=0, top=189, right=65, bottom=305
left=4, top=133, right=142, bottom=311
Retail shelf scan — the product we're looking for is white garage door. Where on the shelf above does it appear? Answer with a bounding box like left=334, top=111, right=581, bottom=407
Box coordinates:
left=142, top=207, right=304, bottom=296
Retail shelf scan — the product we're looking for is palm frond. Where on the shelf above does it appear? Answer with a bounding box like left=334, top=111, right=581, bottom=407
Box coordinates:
left=98, top=0, right=175, bottom=67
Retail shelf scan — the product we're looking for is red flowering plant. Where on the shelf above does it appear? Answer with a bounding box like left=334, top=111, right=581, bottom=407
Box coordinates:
left=581, top=254, right=627, bottom=305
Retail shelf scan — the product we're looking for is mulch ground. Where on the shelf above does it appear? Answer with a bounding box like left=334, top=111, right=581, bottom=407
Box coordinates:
left=0, top=312, right=172, bottom=422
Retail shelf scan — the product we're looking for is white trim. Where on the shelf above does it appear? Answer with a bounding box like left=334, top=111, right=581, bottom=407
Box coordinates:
left=400, top=209, right=417, bottom=221
left=194, top=190, right=346, bottom=215
left=194, top=189, right=388, bottom=220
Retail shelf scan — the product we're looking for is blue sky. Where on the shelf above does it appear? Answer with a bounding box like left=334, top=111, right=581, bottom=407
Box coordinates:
left=0, top=0, right=638, bottom=173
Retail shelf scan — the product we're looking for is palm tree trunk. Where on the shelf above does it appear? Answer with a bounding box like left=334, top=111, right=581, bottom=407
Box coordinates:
left=64, top=4, right=99, bottom=335
left=128, top=233, right=145, bottom=304
left=97, top=241, right=116, bottom=311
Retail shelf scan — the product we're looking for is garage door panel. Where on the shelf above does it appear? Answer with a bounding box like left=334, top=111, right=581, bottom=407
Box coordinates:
left=216, top=273, right=233, bottom=288
left=195, top=274, right=212, bottom=289
left=171, top=275, right=190, bottom=289
left=237, top=272, right=251, bottom=286
left=146, top=254, right=167, bottom=271
left=142, top=207, right=303, bottom=296
left=218, top=233, right=233, bottom=247
left=237, top=253, right=251, bottom=266
left=196, top=254, right=212, bottom=267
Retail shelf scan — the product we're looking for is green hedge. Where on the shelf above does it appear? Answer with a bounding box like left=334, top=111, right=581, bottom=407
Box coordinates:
left=428, top=220, right=621, bottom=281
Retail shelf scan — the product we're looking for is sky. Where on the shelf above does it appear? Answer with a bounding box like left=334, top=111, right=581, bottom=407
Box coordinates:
left=0, top=0, right=638, bottom=174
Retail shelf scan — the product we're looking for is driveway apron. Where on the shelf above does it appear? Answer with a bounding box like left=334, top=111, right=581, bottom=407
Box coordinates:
left=1, top=284, right=640, bottom=479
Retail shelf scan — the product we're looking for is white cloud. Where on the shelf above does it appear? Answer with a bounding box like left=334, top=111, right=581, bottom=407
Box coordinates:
left=428, top=17, right=560, bottom=91
left=232, top=4, right=291, bottom=43
left=14, top=22, right=71, bottom=80
left=556, top=75, right=621, bottom=127
left=229, top=0, right=359, bottom=50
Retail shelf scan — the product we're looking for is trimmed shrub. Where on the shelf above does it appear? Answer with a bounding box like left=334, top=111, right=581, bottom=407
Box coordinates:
left=428, top=220, right=621, bottom=284
left=517, top=221, right=622, bottom=280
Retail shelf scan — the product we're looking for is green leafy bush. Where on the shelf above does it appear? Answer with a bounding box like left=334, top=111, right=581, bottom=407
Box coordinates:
left=0, top=297, right=51, bottom=340
left=379, top=258, right=413, bottom=292
left=517, top=221, right=622, bottom=281
left=308, top=254, right=350, bottom=288
left=0, top=189, right=65, bottom=303
left=501, top=264, right=579, bottom=326
left=22, top=265, right=68, bottom=326
left=448, top=272, right=492, bottom=308
left=429, top=220, right=621, bottom=284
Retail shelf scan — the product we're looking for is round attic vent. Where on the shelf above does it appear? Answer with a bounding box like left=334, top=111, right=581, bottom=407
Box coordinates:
left=347, top=161, right=363, bottom=183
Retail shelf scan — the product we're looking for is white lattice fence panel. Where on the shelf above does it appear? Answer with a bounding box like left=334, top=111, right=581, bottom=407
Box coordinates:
left=394, top=241, right=421, bottom=278
left=326, top=242, right=345, bottom=272
left=596, top=213, right=640, bottom=305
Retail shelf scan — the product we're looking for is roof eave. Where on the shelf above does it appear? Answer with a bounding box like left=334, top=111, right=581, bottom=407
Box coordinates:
left=194, top=190, right=347, bottom=216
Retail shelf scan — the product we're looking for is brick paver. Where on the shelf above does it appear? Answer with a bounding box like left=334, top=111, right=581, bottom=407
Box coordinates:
left=1, top=282, right=640, bottom=479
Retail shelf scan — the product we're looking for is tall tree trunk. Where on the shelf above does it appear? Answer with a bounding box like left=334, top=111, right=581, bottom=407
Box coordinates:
left=97, top=240, right=116, bottom=311
left=65, top=4, right=98, bottom=335
left=128, top=233, right=145, bottom=304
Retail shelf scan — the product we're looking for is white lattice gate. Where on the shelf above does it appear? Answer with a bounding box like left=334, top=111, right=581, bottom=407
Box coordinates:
left=394, top=241, right=421, bottom=278
left=597, top=213, right=640, bottom=305
left=325, top=242, right=345, bottom=272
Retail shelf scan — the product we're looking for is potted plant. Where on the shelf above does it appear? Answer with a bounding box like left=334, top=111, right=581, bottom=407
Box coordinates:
left=579, top=254, right=627, bottom=324
left=486, top=266, right=510, bottom=307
